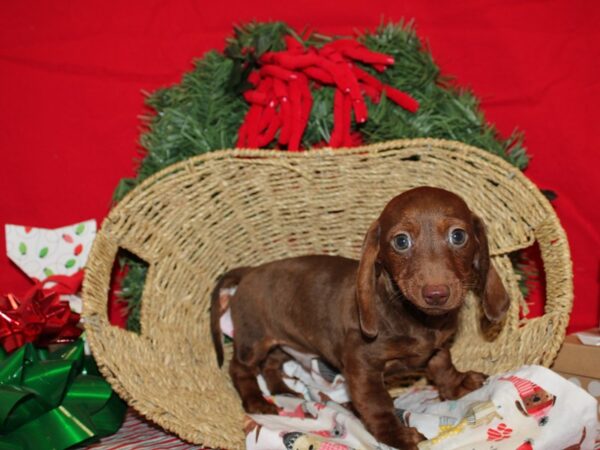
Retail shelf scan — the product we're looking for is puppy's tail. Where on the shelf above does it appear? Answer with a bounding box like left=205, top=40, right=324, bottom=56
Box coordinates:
left=210, top=267, right=250, bottom=367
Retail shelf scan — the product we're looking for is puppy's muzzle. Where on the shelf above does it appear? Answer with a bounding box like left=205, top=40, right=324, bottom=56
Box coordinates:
left=422, top=284, right=450, bottom=306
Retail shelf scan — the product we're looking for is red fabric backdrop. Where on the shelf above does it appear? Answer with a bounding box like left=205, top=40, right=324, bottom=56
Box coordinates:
left=1, top=1, right=598, bottom=332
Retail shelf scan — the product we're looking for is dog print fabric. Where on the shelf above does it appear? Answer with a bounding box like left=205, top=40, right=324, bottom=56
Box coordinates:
left=245, top=363, right=598, bottom=449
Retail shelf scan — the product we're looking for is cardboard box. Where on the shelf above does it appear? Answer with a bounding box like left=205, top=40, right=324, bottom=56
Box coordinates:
left=551, top=329, right=600, bottom=419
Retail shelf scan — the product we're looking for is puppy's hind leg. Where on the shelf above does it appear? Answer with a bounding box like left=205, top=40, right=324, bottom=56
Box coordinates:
left=230, top=341, right=279, bottom=415
left=261, top=348, right=300, bottom=397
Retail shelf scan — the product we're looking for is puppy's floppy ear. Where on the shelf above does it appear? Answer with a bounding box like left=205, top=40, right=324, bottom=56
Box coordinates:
left=356, top=220, right=380, bottom=339
left=473, top=215, right=510, bottom=323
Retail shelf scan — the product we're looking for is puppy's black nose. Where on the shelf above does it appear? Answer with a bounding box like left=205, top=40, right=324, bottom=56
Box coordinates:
left=422, top=284, right=450, bottom=306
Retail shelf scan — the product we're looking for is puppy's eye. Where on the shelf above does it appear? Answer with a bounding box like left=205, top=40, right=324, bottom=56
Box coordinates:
left=392, top=233, right=412, bottom=252
left=449, top=228, right=468, bottom=247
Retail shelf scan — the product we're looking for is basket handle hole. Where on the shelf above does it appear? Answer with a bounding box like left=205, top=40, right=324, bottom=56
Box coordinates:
left=510, top=243, right=546, bottom=322
left=108, top=247, right=149, bottom=334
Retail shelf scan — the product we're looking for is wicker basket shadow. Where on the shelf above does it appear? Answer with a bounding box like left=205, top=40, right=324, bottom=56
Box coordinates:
left=82, top=139, right=572, bottom=449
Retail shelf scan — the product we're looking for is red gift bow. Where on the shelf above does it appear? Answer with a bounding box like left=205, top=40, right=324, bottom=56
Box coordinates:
left=0, top=271, right=84, bottom=353
left=237, top=35, right=419, bottom=151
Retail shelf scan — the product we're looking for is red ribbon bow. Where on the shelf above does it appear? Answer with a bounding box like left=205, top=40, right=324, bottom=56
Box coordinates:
left=0, top=271, right=84, bottom=353
left=237, top=35, right=419, bottom=151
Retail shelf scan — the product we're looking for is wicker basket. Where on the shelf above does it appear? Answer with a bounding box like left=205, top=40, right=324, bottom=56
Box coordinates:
left=82, top=139, right=573, bottom=449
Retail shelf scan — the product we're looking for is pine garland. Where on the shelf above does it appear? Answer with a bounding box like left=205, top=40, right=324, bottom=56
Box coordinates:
left=115, top=21, right=530, bottom=332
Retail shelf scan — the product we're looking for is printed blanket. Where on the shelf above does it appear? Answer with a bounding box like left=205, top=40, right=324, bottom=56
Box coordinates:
left=245, top=360, right=598, bottom=450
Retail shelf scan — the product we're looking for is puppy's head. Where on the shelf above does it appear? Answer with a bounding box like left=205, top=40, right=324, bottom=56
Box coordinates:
left=356, top=187, right=509, bottom=338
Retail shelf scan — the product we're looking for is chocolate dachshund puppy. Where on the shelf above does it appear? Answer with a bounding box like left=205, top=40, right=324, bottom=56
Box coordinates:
left=211, top=187, right=509, bottom=449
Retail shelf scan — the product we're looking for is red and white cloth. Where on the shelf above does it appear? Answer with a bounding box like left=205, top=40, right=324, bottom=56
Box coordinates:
left=245, top=364, right=598, bottom=450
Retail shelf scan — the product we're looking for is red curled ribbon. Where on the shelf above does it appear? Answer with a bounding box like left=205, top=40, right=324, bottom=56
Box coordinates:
left=0, top=270, right=83, bottom=352
left=237, top=34, right=419, bottom=150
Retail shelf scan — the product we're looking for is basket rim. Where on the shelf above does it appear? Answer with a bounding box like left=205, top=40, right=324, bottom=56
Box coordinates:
left=115, top=138, right=535, bottom=209
left=109, top=138, right=568, bottom=256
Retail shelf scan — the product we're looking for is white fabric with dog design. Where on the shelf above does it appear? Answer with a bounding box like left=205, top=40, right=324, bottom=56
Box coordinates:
left=246, top=364, right=598, bottom=449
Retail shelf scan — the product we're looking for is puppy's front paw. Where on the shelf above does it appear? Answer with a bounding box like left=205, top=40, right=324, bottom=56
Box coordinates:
left=397, top=426, right=427, bottom=450
left=439, top=370, right=487, bottom=400
left=377, top=426, right=426, bottom=450
left=462, top=370, right=487, bottom=391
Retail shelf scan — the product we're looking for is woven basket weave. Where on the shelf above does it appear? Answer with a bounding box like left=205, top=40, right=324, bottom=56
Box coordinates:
left=82, top=139, right=573, bottom=449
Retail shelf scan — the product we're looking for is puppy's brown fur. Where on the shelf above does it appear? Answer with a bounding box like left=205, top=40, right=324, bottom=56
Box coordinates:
left=211, top=187, right=509, bottom=449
